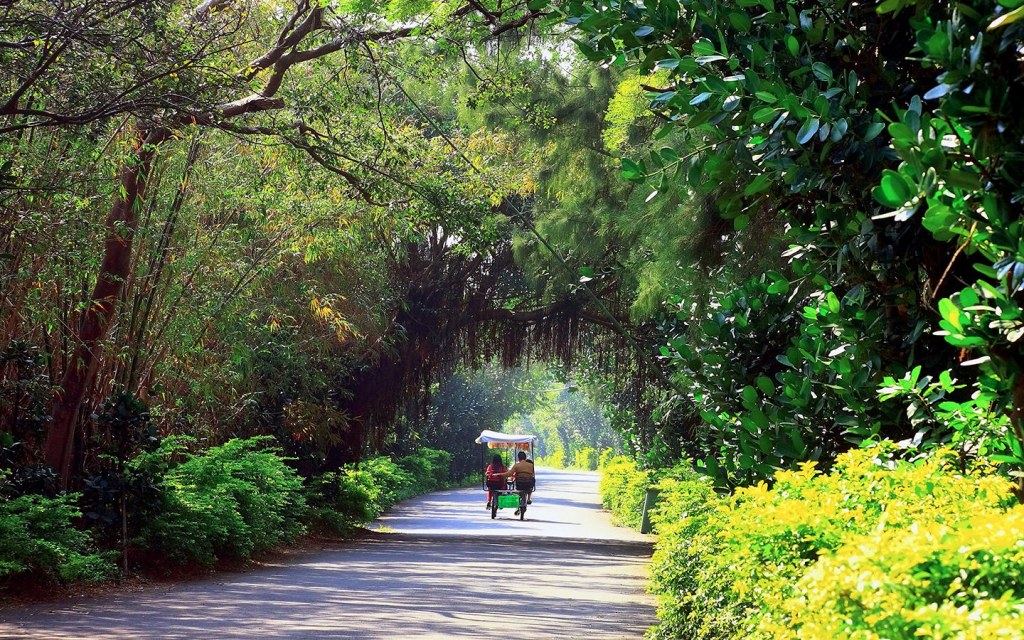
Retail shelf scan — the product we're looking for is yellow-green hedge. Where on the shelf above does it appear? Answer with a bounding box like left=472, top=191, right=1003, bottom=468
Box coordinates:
left=642, top=443, right=1024, bottom=639
left=598, top=455, right=651, bottom=529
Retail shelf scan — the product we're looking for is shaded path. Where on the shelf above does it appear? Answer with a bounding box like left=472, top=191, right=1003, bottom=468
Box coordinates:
left=0, top=468, right=655, bottom=639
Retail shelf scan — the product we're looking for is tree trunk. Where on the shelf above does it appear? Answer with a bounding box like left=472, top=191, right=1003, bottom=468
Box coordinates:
left=44, top=125, right=168, bottom=485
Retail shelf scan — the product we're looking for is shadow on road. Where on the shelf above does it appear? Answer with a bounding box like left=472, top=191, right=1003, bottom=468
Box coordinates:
left=0, top=468, right=655, bottom=640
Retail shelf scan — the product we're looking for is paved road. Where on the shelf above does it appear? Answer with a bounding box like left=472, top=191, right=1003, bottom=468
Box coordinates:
left=0, top=468, right=655, bottom=639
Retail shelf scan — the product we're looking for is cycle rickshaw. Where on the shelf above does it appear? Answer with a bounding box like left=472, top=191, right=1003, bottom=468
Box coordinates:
left=475, top=429, right=537, bottom=520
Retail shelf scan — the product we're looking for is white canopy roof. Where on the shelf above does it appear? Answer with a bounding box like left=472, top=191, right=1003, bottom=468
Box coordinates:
left=475, top=429, right=537, bottom=447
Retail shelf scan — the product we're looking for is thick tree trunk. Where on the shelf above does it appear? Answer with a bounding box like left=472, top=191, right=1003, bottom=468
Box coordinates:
left=44, top=125, right=168, bottom=484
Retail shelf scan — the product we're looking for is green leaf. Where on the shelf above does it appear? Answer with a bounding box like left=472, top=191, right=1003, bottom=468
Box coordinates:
left=743, top=173, right=772, bottom=195
left=753, top=107, right=780, bottom=123
left=728, top=11, right=753, bottom=31
left=810, top=62, right=833, bottom=82
left=826, top=291, right=841, bottom=313
left=959, top=288, right=980, bottom=308
left=990, top=454, right=1024, bottom=464
left=692, top=39, right=716, bottom=56
left=766, top=275, right=790, bottom=294
left=741, top=385, right=758, bottom=404
left=938, top=298, right=963, bottom=331
left=634, top=26, right=655, bottom=37
left=872, top=170, right=914, bottom=208
left=797, top=117, right=820, bottom=144
left=785, top=34, right=799, bottom=56
left=621, top=158, right=645, bottom=181
left=789, top=429, right=806, bottom=455
left=863, top=122, right=885, bottom=141
left=1008, top=431, right=1024, bottom=457
left=756, top=375, right=775, bottom=395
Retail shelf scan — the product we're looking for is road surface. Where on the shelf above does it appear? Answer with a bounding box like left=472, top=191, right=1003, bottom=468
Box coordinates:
left=0, top=468, right=655, bottom=639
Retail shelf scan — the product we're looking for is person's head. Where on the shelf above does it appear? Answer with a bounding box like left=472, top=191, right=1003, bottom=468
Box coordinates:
left=518, top=450, right=527, bottom=461
left=491, top=454, right=503, bottom=467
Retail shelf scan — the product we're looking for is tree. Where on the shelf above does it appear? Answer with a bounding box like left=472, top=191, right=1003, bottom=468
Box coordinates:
left=529, top=0, right=1024, bottom=487
left=0, top=0, right=552, bottom=483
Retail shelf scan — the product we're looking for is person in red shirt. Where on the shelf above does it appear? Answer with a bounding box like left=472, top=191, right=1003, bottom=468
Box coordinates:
left=485, top=454, right=507, bottom=509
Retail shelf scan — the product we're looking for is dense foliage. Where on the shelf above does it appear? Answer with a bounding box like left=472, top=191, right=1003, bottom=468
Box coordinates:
left=0, top=437, right=452, bottom=585
left=128, top=437, right=308, bottom=566
left=533, top=0, right=1024, bottom=490
left=597, top=454, right=651, bottom=527
left=307, top=448, right=453, bottom=534
left=601, top=445, right=1024, bottom=639
left=5, top=3, right=1024, bottom=635
left=0, top=490, right=116, bottom=584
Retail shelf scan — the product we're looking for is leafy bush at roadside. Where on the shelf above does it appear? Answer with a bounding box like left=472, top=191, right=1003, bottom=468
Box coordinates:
left=775, top=507, right=1024, bottom=640
left=598, top=455, right=651, bottom=528
left=397, top=447, right=452, bottom=492
left=307, top=448, right=453, bottom=533
left=1, top=441, right=459, bottom=585
left=0, top=491, right=116, bottom=583
left=359, top=456, right=414, bottom=508
left=304, top=470, right=380, bottom=534
left=130, top=436, right=307, bottom=566
left=575, top=447, right=599, bottom=470
left=639, top=443, right=1023, bottom=640
left=537, top=449, right=566, bottom=469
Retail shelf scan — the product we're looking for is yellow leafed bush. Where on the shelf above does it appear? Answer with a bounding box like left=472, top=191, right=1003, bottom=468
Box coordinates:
left=644, top=443, right=1023, bottom=640
left=768, top=507, right=1024, bottom=639
left=598, top=455, right=651, bottom=529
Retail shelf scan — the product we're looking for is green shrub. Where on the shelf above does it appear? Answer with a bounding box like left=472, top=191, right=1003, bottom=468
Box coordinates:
left=598, top=447, right=616, bottom=469
left=312, top=448, right=453, bottom=529
left=0, top=492, right=116, bottom=583
left=647, top=466, right=731, bottom=640
left=396, top=447, right=451, bottom=491
left=575, top=447, right=599, bottom=470
left=396, top=455, right=431, bottom=485
left=597, top=455, right=650, bottom=528
left=360, top=456, right=414, bottom=507
left=771, top=506, right=1024, bottom=640
left=419, top=448, right=452, bottom=488
left=304, top=470, right=380, bottom=534
left=646, top=443, right=1023, bottom=640
left=131, top=436, right=307, bottom=566
left=538, top=449, right=566, bottom=469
